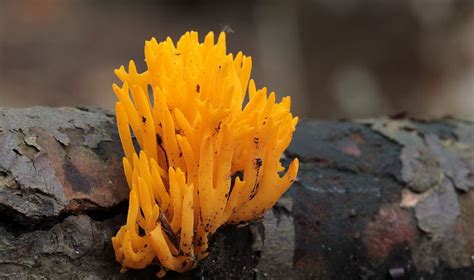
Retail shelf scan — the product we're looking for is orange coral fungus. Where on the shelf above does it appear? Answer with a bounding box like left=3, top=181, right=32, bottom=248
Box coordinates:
left=111, top=31, right=299, bottom=275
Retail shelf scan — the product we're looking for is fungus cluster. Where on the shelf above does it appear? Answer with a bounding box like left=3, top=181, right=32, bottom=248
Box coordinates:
left=111, top=31, right=299, bottom=275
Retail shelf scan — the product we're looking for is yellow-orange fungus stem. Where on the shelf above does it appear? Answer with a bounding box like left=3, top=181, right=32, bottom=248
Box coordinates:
left=112, top=31, right=299, bottom=276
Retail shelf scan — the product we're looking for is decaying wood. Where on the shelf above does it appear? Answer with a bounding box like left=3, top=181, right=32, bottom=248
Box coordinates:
left=0, top=107, right=473, bottom=279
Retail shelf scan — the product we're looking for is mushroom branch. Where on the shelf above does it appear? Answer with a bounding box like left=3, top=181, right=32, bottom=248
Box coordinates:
left=0, top=107, right=473, bottom=279
left=111, top=31, right=299, bottom=275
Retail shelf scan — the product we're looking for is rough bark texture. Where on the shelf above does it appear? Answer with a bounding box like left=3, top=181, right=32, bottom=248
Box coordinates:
left=0, top=107, right=473, bottom=279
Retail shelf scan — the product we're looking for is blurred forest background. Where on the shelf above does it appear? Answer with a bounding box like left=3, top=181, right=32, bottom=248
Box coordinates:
left=1, top=0, right=473, bottom=119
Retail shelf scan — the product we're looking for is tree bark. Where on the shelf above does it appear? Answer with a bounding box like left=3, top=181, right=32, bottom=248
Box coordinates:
left=0, top=107, right=473, bottom=279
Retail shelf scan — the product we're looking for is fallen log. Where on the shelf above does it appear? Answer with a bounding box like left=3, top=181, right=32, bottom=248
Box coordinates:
left=0, top=107, right=473, bottom=279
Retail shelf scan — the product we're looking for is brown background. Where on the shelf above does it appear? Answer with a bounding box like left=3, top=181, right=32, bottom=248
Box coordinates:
left=1, top=0, right=474, bottom=119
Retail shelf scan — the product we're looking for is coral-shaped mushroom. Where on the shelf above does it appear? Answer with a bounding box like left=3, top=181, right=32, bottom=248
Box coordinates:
left=111, top=31, right=299, bottom=276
